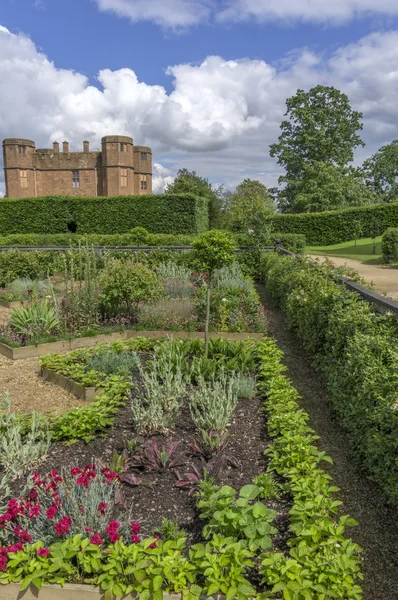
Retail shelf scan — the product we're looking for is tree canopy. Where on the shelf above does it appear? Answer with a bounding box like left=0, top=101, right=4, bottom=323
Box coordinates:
left=362, top=140, right=398, bottom=202
left=224, top=179, right=274, bottom=232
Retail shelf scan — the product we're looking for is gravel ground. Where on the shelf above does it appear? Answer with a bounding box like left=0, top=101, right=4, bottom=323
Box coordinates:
left=258, top=285, right=398, bottom=600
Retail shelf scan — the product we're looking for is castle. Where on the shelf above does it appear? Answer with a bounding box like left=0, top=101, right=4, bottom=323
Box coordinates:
left=2, top=135, right=152, bottom=198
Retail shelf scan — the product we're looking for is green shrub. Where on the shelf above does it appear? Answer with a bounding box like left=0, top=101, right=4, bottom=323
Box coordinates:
left=10, top=302, right=59, bottom=340
left=189, top=375, right=238, bottom=432
left=86, top=349, right=140, bottom=377
left=100, top=260, right=162, bottom=316
left=381, top=227, right=398, bottom=263
left=262, top=253, right=398, bottom=506
left=0, top=193, right=209, bottom=235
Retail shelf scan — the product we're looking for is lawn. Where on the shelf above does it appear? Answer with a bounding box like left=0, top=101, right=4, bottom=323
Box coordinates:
left=306, top=236, right=383, bottom=263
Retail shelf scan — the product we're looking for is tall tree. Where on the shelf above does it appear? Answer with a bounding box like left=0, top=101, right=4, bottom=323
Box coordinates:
left=270, top=86, right=365, bottom=212
left=362, top=140, right=398, bottom=202
left=165, top=169, right=223, bottom=228
left=225, top=179, right=275, bottom=234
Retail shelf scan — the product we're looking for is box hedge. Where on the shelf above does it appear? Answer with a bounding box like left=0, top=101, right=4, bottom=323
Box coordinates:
left=0, top=194, right=209, bottom=235
left=271, top=201, right=398, bottom=245
left=381, top=227, right=398, bottom=263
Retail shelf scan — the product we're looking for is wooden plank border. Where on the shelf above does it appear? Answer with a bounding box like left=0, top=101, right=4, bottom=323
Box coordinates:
left=0, top=331, right=264, bottom=360
left=40, top=367, right=102, bottom=402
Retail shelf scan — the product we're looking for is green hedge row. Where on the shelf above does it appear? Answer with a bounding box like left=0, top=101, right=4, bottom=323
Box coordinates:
left=0, top=232, right=306, bottom=253
left=271, top=201, right=398, bottom=245
left=0, top=194, right=209, bottom=235
left=262, top=253, right=398, bottom=506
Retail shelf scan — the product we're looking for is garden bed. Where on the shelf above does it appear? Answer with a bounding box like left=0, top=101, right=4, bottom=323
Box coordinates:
left=40, top=367, right=103, bottom=402
left=0, top=331, right=263, bottom=360
left=0, top=299, right=23, bottom=309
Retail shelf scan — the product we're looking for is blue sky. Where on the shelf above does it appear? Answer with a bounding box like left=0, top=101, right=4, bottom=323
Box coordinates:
left=2, top=0, right=398, bottom=193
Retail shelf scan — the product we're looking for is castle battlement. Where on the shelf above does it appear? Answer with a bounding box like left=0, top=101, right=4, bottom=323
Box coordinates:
left=2, top=135, right=152, bottom=198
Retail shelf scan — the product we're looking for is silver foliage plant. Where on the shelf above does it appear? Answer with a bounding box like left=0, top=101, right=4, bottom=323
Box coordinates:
left=0, top=393, right=51, bottom=482
left=189, top=374, right=238, bottom=432
left=131, top=348, right=188, bottom=434
left=156, top=262, right=191, bottom=281
left=212, top=262, right=252, bottom=291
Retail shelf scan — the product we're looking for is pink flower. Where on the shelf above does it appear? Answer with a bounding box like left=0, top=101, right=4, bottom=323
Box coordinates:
left=37, top=548, right=50, bottom=558
left=70, top=467, right=81, bottom=476
left=18, top=530, right=32, bottom=543
left=28, top=503, right=40, bottom=519
left=90, top=534, right=103, bottom=546
left=29, top=489, right=38, bottom=501
left=131, top=535, right=140, bottom=544
left=98, top=503, right=108, bottom=516
left=85, top=527, right=93, bottom=533
left=108, top=531, right=120, bottom=543
left=46, top=506, right=57, bottom=519
left=106, top=521, right=120, bottom=543
left=54, top=516, right=72, bottom=536
left=130, top=521, right=141, bottom=535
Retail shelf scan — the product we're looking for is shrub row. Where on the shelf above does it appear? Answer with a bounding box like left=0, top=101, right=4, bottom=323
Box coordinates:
left=0, top=194, right=209, bottom=235
left=382, top=227, right=398, bottom=263
left=0, top=231, right=306, bottom=253
left=271, top=201, right=398, bottom=245
left=261, top=253, right=398, bottom=506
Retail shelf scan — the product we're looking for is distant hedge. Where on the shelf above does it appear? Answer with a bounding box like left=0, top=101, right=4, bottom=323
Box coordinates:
left=0, top=194, right=209, bottom=235
left=271, top=202, right=398, bottom=245
left=0, top=232, right=306, bottom=254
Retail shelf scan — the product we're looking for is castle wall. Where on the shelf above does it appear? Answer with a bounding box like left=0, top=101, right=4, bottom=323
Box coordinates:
left=3, top=135, right=152, bottom=198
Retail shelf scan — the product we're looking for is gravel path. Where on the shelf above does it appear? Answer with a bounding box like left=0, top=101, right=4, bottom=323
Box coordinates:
left=258, top=285, right=398, bottom=600
left=310, top=255, right=398, bottom=299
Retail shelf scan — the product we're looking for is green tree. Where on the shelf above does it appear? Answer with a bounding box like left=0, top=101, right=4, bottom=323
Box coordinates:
left=225, top=179, right=275, bottom=238
left=165, top=169, right=223, bottom=228
left=270, top=86, right=365, bottom=213
left=281, top=162, right=376, bottom=213
left=362, top=140, right=398, bottom=202
left=192, top=231, right=236, bottom=356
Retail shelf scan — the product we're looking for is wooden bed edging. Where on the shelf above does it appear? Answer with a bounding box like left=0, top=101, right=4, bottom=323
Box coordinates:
left=0, top=299, right=24, bottom=309
left=40, top=367, right=102, bottom=402
left=0, top=331, right=264, bottom=360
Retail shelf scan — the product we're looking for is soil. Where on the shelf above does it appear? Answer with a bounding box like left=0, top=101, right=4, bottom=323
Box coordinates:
left=12, top=385, right=291, bottom=554
left=311, top=254, right=398, bottom=299
left=257, top=284, right=398, bottom=600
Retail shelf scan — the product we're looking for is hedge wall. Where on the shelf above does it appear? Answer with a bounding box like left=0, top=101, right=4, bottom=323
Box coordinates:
left=271, top=201, right=398, bottom=245
left=0, top=194, right=209, bottom=235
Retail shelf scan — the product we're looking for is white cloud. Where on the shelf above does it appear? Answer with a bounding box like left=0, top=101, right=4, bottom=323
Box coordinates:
left=93, top=0, right=398, bottom=28
left=94, top=0, right=211, bottom=28
left=1, top=25, right=398, bottom=192
left=152, top=163, right=174, bottom=193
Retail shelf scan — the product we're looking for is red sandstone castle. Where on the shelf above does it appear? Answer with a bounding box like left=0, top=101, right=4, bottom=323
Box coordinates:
left=2, top=135, right=152, bottom=198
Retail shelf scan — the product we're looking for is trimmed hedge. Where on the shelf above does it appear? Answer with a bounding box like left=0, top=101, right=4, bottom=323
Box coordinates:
left=0, top=231, right=306, bottom=253
left=0, top=194, right=209, bottom=235
left=262, top=253, right=398, bottom=507
left=271, top=201, right=398, bottom=245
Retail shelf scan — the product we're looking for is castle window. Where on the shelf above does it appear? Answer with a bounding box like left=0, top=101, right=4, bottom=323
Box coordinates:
left=121, top=168, right=128, bottom=187
left=20, top=170, right=28, bottom=188
left=120, top=143, right=125, bottom=152
left=72, top=170, right=80, bottom=188
left=140, top=175, right=147, bottom=191
left=18, top=145, right=26, bottom=156
left=141, top=152, right=147, bottom=161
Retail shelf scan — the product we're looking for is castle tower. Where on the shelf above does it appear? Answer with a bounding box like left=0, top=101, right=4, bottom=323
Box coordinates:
left=133, top=146, right=153, bottom=195
left=2, top=138, right=36, bottom=198
left=101, top=135, right=135, bottom=196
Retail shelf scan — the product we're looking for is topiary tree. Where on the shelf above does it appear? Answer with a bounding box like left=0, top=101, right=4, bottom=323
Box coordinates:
left=381, top=228, right=398, bottom=263
left=192, top=231, right=236, bottom=355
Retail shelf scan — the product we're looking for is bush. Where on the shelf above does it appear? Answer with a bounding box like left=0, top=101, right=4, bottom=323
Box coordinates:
left=86, top=349, right=140, bottom=378
left=8, top=278, right=50, bottom=301
left=0, top=193, right=209, bottom=235
left=136, top=299, right=198, bottom=331
left=10, top=302, right=59, bottom=340
left=382, top=227, right=398, bottom=263
left=100, top=260, right=162, bottom=317
left=262, top=253, right=398, bottom=506
left=271, top=201, right=398, bottom=245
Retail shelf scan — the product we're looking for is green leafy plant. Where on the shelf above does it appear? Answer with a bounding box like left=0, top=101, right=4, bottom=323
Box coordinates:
left=86, top=349, right=140, bottom=377
left=252, top=473, right=280, bottom=500
left=10, top=302, right=59, bottom=339
left=154, top=518, right=186, bottom=542
left=8, top=278, right=50, bottom=301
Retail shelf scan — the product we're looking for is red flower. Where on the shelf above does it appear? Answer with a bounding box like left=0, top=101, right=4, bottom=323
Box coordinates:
left=85, top=527, right=93, bottom=533
left=29, top=489, right=38, bottom=501
left=149, top=535, right=161, bottom=549
left=37, top=548, right=50, bottom=558
left=49, top=470, right=58, bottom=478
left=18, top=530, right=32, bottom=543
left=106, top=521, right=120, bottom=543
left=54, top=516, right=72, bottom=536
left=131, top=535, right=140, bottom=544
left=46, top=506, right=57, bottom=519
left=28, top=503, right=40, bottom=519
left=90, top=534, right=103, bottom=546
left=130, top=521, right=141, bottom=535
left=70, top=467, right=81, bottom=476
left=98, top=503, right=108, bottom=516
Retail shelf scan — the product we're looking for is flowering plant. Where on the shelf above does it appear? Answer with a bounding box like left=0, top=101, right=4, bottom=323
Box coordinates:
left=0, top=464, right=146, bottom=556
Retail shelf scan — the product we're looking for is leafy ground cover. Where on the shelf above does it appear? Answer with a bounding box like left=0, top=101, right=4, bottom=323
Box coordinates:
left=0, top=336, right=362, bottom=599
left=306, top=236, right=383, bottom=263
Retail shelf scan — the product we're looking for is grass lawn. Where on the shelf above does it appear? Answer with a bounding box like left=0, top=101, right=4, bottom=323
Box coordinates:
left=306, top=236, right=383, bottom=264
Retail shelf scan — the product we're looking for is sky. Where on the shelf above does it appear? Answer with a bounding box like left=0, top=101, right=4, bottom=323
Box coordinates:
left=1, top=1, right=398, bottom=195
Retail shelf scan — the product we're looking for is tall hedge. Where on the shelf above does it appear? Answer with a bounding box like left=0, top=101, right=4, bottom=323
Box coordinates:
left=271, top=201, right=398, bottom=245
left=0, top=194, right=209, bottom=235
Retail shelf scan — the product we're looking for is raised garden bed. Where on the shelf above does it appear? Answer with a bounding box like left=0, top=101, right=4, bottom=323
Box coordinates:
left=0, top=331, right=263, bottom=360
left=0, top=299, right=24, bottom=309
left=0, top=337, right=363, bottom=599
left=40, top=367, right=103, bottom=402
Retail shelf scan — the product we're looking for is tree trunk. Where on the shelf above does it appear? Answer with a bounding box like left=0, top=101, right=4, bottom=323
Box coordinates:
left=205, top=281, right=210, bottom=357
